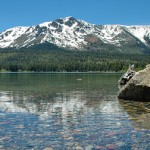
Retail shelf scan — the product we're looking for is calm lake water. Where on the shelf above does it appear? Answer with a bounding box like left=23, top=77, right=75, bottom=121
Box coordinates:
left=0, top=73, right=150, bottom=150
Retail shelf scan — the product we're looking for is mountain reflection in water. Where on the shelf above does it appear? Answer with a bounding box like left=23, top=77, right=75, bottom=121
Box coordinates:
left=0, top=73, right=150, bottom=149
left=0, top=90, right=121, bottom=119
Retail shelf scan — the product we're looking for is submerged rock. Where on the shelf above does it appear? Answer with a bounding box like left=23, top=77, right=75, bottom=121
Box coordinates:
left=118, top=64, right=150, bottom=101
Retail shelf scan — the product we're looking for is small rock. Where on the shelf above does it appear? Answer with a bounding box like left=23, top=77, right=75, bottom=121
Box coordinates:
left=106, top=144, right=117, bottom=150
left=43, top=147, right=53, bottom=150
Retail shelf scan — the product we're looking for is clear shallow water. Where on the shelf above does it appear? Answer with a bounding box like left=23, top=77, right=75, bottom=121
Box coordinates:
left=0, top=73, right=150, bottom=150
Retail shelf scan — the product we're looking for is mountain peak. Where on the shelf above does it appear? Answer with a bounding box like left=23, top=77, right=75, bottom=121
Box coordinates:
left=63, top=16, right=76, bottom=21
left=53, top=16, right=78, bottom=27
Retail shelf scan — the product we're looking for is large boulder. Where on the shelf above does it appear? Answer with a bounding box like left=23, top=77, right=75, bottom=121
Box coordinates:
left=118, top=64, right=150, bottom=101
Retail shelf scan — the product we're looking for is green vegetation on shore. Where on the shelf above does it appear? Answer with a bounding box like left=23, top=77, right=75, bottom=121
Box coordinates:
left=0, top=48, right=150, bottom=72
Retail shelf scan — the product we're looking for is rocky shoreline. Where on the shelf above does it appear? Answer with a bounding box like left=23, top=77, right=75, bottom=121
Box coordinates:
left=118, top=65, right=150, bottom=101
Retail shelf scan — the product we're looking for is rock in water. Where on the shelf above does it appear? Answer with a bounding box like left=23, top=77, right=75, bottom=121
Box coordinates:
left=118, top=65, right=150, bottom=101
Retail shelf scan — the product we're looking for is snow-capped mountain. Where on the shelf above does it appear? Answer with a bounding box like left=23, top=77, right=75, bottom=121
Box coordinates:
left=0, top=16, right=150, bottom=53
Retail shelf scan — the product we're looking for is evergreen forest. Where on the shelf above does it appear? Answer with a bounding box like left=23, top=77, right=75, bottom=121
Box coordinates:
left=0, top=48, right=150, bottom=72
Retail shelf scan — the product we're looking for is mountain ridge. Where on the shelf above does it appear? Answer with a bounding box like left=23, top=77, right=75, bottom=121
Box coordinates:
left=0, top=16, right=150, bottom=53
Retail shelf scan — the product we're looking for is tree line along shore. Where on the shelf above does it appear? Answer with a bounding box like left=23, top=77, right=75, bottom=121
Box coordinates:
left=0, top=49, right=150, bottom=72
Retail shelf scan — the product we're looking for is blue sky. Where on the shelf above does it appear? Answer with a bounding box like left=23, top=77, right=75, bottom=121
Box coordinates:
left=0, top=0, right=150, bottom=31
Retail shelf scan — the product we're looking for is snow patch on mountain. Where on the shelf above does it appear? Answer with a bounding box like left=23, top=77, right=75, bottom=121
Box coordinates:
left=0, top=26, right=28, bottom=48
left=126, top=25, right=150, bottom=43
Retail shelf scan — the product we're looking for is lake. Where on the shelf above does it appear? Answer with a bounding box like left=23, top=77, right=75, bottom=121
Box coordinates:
left=0, top=73, right=150, bottom=150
